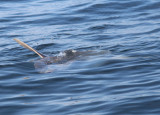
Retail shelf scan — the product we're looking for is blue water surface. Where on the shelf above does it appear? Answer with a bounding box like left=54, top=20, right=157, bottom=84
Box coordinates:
left=1, top=0, right=160, bottom=114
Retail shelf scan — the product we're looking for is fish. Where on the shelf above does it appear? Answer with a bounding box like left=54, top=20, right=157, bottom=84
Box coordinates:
left=14, top=38, right=101, bottom=73
left=14, top=39, right=129, bottom=73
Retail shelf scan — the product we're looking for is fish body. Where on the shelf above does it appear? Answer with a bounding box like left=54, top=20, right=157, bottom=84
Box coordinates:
left=14, top=39, right=103, bottom=73
left=14, top=39, right=131, bottom=73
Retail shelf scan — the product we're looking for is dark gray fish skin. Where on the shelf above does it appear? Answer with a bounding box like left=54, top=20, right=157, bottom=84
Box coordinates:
left=34, top=50, right=82, bottom=68
left=34, top=49, right=109, bottom=71
left=13, top=39, right=110, bottom=73
left=34, top=49, right=83, bottom=73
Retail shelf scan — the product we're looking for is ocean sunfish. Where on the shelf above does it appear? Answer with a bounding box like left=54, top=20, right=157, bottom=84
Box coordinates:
left=14, top=39, right=107, bottom=73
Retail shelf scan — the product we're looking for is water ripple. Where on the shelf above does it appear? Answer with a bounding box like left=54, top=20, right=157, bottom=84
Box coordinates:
left=1, top=0, right=160, bottom=114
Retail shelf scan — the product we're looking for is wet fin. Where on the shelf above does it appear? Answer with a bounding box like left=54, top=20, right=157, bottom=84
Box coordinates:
left=14, top=38, right=46, bottom=58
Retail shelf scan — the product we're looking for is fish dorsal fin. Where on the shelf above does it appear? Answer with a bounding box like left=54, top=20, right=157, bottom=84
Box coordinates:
left=14, top=38, right=46, bottom=58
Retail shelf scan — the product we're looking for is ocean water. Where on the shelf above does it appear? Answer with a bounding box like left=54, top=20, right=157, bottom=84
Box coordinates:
left=1, top=0, right=160, bottom=114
